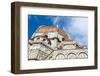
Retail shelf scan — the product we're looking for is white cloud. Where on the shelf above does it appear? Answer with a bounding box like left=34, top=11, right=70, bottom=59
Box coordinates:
left=53, top=16, right=59, bottom=25
left=64, top=17, right=88, bottom=46
left=70, top=17, right=88, bottom=36
left=51, top=16, right=61, bottom=27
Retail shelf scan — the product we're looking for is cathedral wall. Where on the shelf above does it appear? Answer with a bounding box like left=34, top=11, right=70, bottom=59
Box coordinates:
left=51, top=49, right=88, bottom=60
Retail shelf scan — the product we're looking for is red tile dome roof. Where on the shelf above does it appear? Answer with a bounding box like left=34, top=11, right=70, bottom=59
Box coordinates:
left=37, top=26, right=70, bottom=40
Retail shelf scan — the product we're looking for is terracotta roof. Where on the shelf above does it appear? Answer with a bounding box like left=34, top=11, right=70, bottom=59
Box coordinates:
left=37, top=26, right=70, bottom=40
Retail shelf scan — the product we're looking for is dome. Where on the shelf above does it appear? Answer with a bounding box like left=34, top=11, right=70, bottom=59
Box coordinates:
left=37, top=26, right=70, bottom=40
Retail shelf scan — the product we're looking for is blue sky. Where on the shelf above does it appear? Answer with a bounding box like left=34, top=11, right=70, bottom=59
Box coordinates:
left=28, top=15, right=88, bottom=47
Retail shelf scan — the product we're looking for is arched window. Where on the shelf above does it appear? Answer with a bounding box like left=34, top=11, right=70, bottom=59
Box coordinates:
left=67, top=53, right=76, bottom=59
left=43, top=39, right=46, bottom=41
left=62, top=38, right=65, bottom=41
left=78, top=52, right=88, bottom=58
left=55, top=53, right=65, bottom=60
